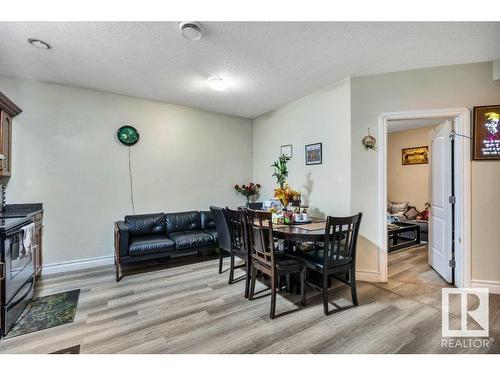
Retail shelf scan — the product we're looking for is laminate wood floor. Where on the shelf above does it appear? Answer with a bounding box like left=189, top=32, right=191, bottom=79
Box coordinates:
left=0, top=249, right=498, bottom=354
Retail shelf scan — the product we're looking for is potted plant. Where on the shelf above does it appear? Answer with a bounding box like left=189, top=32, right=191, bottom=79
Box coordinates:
left=234, top=183, right=261, bottom=203
left=272, top=155, right=290, bottom=189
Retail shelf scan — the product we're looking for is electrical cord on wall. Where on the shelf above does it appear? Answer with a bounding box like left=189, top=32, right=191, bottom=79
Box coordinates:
left=128, top=146, right=136, bottom=214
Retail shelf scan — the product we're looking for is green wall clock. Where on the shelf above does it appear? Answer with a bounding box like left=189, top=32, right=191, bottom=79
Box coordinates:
left=117, top=125, right=139, bottom=146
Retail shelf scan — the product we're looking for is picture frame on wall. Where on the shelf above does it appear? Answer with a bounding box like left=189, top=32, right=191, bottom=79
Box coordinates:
left=305, top=142, right=322, bottom=165
left=473, top=105, right=500, bottom=160
left=401, top=146, right=428, bottom=165
left=281, top=144, right=293, bottom=158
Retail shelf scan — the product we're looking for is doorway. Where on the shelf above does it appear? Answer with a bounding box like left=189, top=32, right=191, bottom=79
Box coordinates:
left=378, top=109, right=471, bottom=288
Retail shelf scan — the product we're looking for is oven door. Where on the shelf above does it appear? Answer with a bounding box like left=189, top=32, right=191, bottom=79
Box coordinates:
left=5, top=223, right=35, bottom=303
left=5, top=276, right=34, bottom=335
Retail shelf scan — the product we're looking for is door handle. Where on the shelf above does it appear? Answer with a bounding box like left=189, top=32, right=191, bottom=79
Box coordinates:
left=0, top=262, right=5, bottom=280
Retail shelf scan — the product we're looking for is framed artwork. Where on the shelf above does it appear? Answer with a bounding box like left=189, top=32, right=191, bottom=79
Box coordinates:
left=305, top=143, right=322, bottom=165
left=473, top=105, right=500, bottom=160
left=402, top=146, right=428, bottom=165
left=281, top=144, right=293, bottom=158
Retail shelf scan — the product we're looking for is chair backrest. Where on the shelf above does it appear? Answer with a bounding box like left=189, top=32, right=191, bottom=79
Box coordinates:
left=323, top=212, right=363, bottom=268
left=225, top=207, right=248, bottom=254
left=210, top=206, right=231, bottom=252
left=246, top=202, right=264, bottom=210
left=245, top=209, right=275, bottom=268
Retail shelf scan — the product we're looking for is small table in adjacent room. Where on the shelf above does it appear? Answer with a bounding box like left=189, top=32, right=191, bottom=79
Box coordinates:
left=387, top=222, right=421, bottom=252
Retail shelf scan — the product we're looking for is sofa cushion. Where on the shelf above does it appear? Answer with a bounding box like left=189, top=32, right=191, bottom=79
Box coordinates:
left=388, top=201, right=408, bottom=215
left=203, top=227, right=218, bottom=242
left=165, top=211, right=201, bottom=233
left=404, top=207, right=420, bottom=220
left=168, top=230, right=215, bottom=250
left=125, top=213, right=166, bottom=236
left=129, top=234, right=175, bottom=256
left=200, top=210, right=216, bottom=229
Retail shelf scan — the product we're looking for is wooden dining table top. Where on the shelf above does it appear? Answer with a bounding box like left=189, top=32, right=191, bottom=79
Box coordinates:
left=272, top=217, right=327, bottom=241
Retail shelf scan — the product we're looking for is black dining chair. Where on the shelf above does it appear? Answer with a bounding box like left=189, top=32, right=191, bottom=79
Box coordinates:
left=246, top=202, right=264, bottom=210
left=210, top=206, right=231, bottom=275
left=245, top=209, right=306, bottom=319
left=225, top=207, right=251, bottom=298
left=294, top=213, right=362, bottom=315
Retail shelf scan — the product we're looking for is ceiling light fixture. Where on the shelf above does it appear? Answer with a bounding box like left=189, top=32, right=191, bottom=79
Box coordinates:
left=179, top=22, right=202, bottom=41
left=207, top=76, right=229, bottom=91
left=27, top=38, right=51, bottom=50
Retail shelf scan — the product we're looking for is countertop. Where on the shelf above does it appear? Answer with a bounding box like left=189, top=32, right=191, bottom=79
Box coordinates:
left=0, top=203, right=43, bottom=218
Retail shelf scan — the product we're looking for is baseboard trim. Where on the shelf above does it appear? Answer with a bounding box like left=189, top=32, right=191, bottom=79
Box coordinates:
left=42, top=255, right=114, bottom=276
left=357, top=269, right=382, bottom=282
left=469, top=279, right=500, bottom=294
left=42, top=256, right=387, bottom=283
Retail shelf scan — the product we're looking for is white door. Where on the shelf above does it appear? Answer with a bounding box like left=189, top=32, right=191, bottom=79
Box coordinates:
left=428, top=120, right=453, bottom=283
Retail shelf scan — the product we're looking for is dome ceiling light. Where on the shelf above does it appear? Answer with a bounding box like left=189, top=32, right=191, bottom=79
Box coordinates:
left=207, top=76, right=229, bottom=91
left=179, top=22, right=202, bottom=41
left=27, top=38, right=51, bottom=50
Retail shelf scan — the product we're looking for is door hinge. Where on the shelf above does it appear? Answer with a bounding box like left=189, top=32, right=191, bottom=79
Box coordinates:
left=449, top=259, right=456, bottom=268
left=449, top=196, right=456, bottom=205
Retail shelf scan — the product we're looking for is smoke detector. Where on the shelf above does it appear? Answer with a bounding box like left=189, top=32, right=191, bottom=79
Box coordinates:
left=179, top=22, right=202, bottom=41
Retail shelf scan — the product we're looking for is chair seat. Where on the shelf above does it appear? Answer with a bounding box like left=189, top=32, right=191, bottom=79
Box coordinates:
left=129, top=234, right=175, bottom=256
left=294, top=249, right=351, bottom=271
left=168, top=230, right=215, bottom=250
left=253, top=254, right=305, bottom=274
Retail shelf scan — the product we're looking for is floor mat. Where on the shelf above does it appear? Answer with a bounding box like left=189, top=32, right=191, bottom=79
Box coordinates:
left=6, top=289, right=80, bottom=339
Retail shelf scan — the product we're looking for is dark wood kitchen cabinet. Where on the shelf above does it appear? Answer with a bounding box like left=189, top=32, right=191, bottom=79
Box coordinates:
left=34, top=212, right=43, bottom=278
left=0, top=92, right=22, bottom=177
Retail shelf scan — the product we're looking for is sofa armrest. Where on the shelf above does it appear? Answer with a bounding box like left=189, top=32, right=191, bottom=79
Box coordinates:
left=115, top=221, right=130, bottom=258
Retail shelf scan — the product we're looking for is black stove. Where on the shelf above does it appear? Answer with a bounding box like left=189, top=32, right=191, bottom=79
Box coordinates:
left=0, top=217, right=32, bottom=234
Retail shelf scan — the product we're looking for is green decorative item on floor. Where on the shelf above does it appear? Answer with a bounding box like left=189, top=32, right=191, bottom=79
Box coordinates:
left=6, top=289, right=80, bottom=339
left=117, top=125, right=140, bottom=146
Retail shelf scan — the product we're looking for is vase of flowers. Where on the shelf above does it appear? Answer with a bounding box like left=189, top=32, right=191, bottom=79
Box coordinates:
left=274, top=184, right=301, bottom=211
left=234, top=182, right=261, bottom=203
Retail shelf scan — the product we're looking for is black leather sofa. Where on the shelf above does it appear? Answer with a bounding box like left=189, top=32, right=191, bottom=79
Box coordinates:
left=114, top=210, right=218, bottom=281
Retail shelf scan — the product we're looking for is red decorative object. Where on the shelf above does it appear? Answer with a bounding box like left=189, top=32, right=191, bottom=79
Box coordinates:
left=234, top=182, right=261, bottom=203
left=419, top=202, right=430, bottom=221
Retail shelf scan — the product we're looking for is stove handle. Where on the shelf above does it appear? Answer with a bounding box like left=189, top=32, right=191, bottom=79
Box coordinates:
left=0, top=262, right=5, bottom=280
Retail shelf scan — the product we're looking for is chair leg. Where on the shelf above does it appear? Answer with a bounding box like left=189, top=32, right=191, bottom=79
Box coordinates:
left=350, top=268, right=359, bottom=306
left=270, top=275, right=277, bottom=319
left=322, top=274, right=330, bottom=315
left=244, top=261, right=250, bottom=299
left=228, top=253, right=235, bottom=284
left=285, top=274, right=291, bottom=293
left=300, top=268, right=306, bottom=306
left=115, top=263, right=122, bottom=282
left=249, top=264, right=257, bottom=300
left=218, top=249, right=223, bottom=274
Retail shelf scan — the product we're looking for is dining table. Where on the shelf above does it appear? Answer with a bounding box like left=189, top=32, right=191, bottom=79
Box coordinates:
left=271, top=217, right=327, bottom=243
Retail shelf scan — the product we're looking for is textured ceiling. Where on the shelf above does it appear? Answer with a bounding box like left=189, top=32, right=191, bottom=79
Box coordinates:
left=0, top=22, right=499, bottom=118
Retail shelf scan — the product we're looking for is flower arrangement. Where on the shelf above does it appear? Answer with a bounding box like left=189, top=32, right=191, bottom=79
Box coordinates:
left=274, top=184, right=301, bottom=208
left=234, top=182, right=261, bottom=203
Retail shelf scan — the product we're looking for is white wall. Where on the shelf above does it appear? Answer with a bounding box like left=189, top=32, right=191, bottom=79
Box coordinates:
left=253, top=78, right=351, bottom=218
left=351, top=62, right=500, bottom=283
left=0, top=75, right=253, bottom=266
